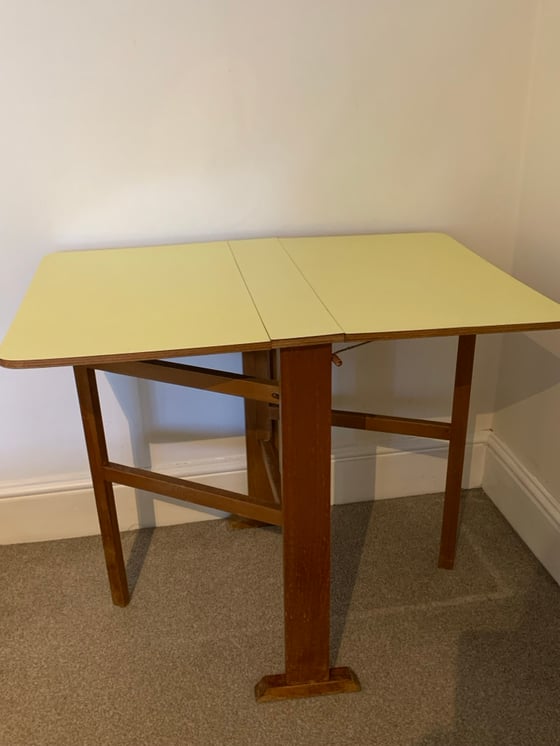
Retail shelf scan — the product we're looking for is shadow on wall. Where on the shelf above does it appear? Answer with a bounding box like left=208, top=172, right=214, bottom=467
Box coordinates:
left=137, top=353, right=245, bottom=445
left=493, top=331, right=560, bottom=411
left=101, top=353, right=246, bottom=591
left=333, top=335, right=457, bottom=457
left=100, top=335, right=497, bottom=590
left=101, top=337, right=485, bottom=513
left=491, top=332, right=560, bottom=491
left=102, top=352, right=244, bottom=463
left=104, top=335, right=481, bottom=483
left=331, top=336, right=483, bottom=501
left=100, top=370, right=155, bottom=593
left=332, top=336, right=457, bottom=420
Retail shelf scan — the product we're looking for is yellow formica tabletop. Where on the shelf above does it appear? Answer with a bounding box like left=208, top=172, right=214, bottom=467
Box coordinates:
left=2, top=232, right=560, bottom=368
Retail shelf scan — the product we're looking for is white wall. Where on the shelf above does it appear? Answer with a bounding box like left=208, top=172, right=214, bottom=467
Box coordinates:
left=484, top=0, right=560, bottom=581
left=0, top=1, right=539, bottom=536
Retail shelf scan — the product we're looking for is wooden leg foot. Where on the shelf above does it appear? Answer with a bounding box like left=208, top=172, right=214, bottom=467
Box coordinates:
left=255, top=667, right=361, bottom=703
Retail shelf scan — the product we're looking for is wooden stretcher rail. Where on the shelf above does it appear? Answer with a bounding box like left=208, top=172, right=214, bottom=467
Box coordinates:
left=103, top=462, right=283, bottom=526
left=96, top=360, right=280, bottom=404
left=268, top=405, right=451, bottom=441
left=331, top=410, right=451, bottom=440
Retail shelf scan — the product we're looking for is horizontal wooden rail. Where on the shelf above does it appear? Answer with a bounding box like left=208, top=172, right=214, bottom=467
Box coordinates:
left=103, top=462, right=283, bottom=526
left=97, top=360, right=280, bottom=404
left=331, top=409, right=451, bottom=439
left=268, top=405, right=450, bottom=440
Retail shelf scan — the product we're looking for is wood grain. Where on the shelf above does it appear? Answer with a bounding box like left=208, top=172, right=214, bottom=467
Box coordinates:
left=438, top=335, right=477, bottom=568
left=255, top=666, right=360, bottom=702
left=242, top=351, right=277, bottom=502
left=103, top=463, right=283, bottom=527
left=260, top=439, right=281, bottom=505
left=332, top=409, right=451, bottom=439
left=97, top=359, right=280, bottom=404
left=280, top=344, right=332, bottom=684
left=73, top=367, right=129, bottom=606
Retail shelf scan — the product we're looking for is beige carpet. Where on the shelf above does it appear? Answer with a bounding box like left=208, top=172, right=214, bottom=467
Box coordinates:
left=1, top=489, right=560, bottom=746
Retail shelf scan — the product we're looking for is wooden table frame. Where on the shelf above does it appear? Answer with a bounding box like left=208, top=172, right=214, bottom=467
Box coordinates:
left=72, top=333, right=476, bottom=702
left=5, top=232, right=559, bottom=703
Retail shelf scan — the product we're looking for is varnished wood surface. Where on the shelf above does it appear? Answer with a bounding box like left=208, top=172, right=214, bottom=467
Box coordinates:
left=97, top=359, right=280, bottom=404
left=438, top=335, right=477, bottom=569
left=255, top=667, right=361, bottom=703
left=280, top=344, right=332, bottom=684
left=332, top=409, right=451, bottom=440
left=103, top=463, right=283, bottom=527
left=259, top=439, right=281, bottom=506
left=242, top=351, right=277, bottom=505
left=73, top=367, right=129, bottom=607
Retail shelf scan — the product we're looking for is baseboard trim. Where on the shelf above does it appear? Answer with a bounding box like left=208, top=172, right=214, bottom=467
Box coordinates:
left=0, top=433, right=488, bottom=544
left=483, top=432, right=560, bottom=585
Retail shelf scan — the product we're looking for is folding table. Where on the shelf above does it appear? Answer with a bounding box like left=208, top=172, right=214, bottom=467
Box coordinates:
left=2, top=232, right=560, bottom=702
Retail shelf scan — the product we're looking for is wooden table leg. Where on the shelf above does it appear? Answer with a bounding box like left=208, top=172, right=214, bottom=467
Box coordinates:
left=228, top=351, right=276, bottom=530
left=438, top=335, right=476, bottom=569
left=74, top=366, right=129, bottom=606
left=244, top=351, right=275, bottom=498
left=255, top=344, right=360, bottom=702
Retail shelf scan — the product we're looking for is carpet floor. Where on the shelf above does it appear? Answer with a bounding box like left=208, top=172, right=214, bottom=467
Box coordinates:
left=1, top=489, right=560, bottom=746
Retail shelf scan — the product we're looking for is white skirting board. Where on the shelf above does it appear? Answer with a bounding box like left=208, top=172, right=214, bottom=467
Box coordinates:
left=0, top=433, right=489, bottom=544
left=483, top=433, right=560, bottom=586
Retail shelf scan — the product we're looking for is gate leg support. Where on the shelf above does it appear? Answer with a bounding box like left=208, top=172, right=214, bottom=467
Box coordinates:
left=229, top=351, right=276, bottom=530
left=255, top=345, right=360, bottom=702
